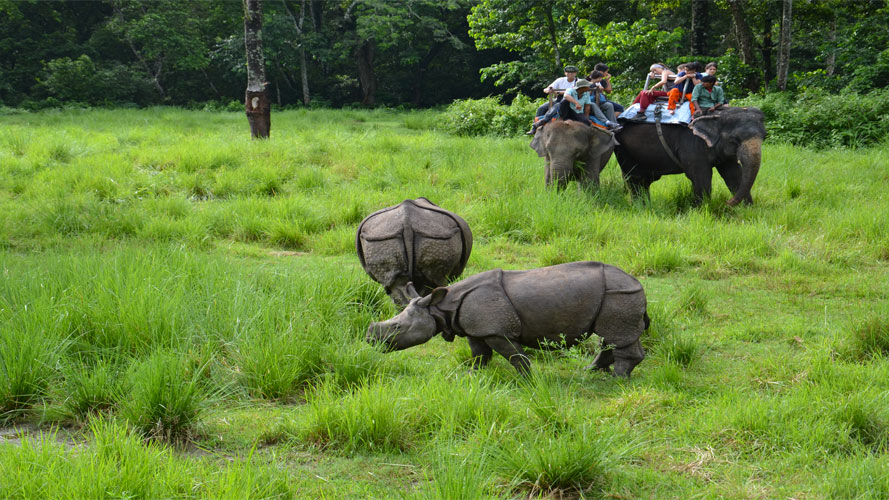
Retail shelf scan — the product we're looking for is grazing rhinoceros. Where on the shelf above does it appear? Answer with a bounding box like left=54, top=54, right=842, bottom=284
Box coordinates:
left=366, top=261, right=649, bottom=377
left=356, top=198, right=472, bottom=306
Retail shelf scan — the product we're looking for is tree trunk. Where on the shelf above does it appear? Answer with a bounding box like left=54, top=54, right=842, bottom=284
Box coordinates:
left=825, top=13, right=836, bottom=76
left=543, top=5, right=561, bottom=71
left=761, top=4, right=774, bottom=84
left=282, top=0, right=311, bottom=106
left=690, top=0, right=709, bottom=56
left=412, top=42, right=444, bottom=107
left=244, top=0, right=270, bottom=138
left=356, top=41, right=376, bottom=107
left=728, top=0, right=755, bottom=65
left=777, top=0, right=792, bottom=91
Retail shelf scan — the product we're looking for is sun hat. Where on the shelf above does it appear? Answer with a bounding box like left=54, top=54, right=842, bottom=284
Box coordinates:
left=574, top=79, right=591, bottom=88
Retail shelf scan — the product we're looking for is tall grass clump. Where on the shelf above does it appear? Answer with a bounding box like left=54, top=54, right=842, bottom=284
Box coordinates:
left=842, top=313, right=889, bottom=361
left=0, top=416, right=294, bottom=498
left=825, top=455, right=889, bottom=500
left=413, top=447, right=504, bottom=500
left=119, top=350, right=206, bottom=443
left=493, top=425, right=632, bottom=496
left=234, top=327, right=325, bottom=401
left=656, top=331, right=702, bottom=368
left=52, top=356, right=121, bottom=424
left=299, top=379, right=417, bottom=453
left=0, top=329, right=64, bottom=423
left=834, top=392, right=889, bottom=451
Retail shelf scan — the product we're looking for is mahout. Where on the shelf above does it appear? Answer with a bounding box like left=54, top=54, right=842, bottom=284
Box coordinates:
left=614, top=106, right=766, bottom=205
left=356, top=198, right=472, bottom=306
left=366, top=261, right=649, bottom=378
left=529, top=119, right=617, bottom=189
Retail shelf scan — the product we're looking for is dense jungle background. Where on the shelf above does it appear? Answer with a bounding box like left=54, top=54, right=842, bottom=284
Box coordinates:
left=2, top=0, right=888, bottom=110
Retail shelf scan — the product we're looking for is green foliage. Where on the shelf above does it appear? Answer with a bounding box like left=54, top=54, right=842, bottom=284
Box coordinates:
left=441, top=95, right=537, bottom=137
left=53, top=357, right=122, bottom=424
left=735, top=89, right=889, bottom=148
left=234, top=327, right=324, bottom=401
left=578, top=18, right=685, bottom=90
left=36, top=55, right=153, bottom=106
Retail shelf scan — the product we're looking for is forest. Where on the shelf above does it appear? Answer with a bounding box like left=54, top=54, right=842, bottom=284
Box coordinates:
left=2, top=0, right=888, bottom=110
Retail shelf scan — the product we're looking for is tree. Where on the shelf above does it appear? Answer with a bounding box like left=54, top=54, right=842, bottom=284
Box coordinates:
left=690, top=0, right=709, bottom=56
left=106, top=0, right=212, bottom=99
left=245, top=0, right=270, bottom=138
left=776, top=0, right=792, bottom=90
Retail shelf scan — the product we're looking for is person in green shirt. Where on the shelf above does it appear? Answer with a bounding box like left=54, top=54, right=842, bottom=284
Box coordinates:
left=691, top=75, right=726, bottom=118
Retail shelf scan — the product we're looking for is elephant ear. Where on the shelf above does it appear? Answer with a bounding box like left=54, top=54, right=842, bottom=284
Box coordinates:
left=529, top=131, right=546, bottom=158
left=588, top=127, right=616, bottom=161
left=690, top=115, right=722, bottom=148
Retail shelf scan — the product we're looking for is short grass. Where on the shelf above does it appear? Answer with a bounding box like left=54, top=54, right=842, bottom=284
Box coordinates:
left=1, top=107, right=888, bottom=498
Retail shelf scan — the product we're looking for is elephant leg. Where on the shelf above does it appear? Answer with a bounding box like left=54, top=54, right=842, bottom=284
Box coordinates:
left=584, top=338, right=614, bottom=372
left=612, top=340, right=645, bottom=379
left=544, top=157, right=553, bottom=188
left=467, top=336, right=493, bottom=370
left=626, top=175, right=652, bottom=201
left=716, top=160, right=751, bottom=204
left=484, top=336, right=531, bottom=376
left=686, top=167, right=713, bottom=205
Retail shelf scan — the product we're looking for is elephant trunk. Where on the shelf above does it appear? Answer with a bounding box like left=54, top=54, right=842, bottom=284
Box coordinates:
left=727, top=137, right=762, bottom=206
left=548, top=158, right=574, bottom=189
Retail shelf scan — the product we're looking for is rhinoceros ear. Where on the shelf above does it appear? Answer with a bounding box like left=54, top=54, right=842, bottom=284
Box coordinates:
left=419, top=287, right=448, bottom=307
left=405, top=282, right=420, bottom=299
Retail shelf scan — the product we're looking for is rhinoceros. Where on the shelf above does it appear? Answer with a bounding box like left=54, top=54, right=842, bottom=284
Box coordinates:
left=366, top=261, right=649, bottom=377
left=356, top=198, right=472, bottom=306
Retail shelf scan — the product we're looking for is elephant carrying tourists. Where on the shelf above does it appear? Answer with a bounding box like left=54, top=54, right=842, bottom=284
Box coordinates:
left=613, top=106, right=766, bottom=206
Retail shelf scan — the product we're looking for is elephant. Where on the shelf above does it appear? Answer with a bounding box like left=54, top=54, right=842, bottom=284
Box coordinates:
left=366, top=261, right=649, bottom=378
left=356, top=198, right=472, bottom=306
left=614, top=106, right=766, bottom=206
left=529, top=120, right=618, bottom=189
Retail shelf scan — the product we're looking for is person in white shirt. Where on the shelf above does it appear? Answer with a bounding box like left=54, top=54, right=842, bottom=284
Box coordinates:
left=535, top=65, right=579, bottom=118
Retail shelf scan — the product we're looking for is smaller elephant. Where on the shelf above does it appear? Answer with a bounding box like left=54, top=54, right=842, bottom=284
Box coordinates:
left=366, top=261, right=649, bottom=377
left=356, top=198, right=472, bottom=306
left=529, top=120, right=618, bottom=189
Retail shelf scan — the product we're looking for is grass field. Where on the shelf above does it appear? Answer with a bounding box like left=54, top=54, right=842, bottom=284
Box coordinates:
left=1, top=107, right=888, bottom=499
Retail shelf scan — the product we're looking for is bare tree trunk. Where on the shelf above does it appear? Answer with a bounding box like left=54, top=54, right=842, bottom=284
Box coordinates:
left=777, top=0, right=792, bottom=90
left=282, top=0, right=311, bottom=105
left=825, top=13, right=836, bottom=76
left=690, top=0, right=709, bottom=56
left=412, top=42, right=444, bottom=107
left=543, top=5, right=561, bottom=71
left=245, top=0, right=270, bottom=138
left=728, top=0, right=755, bottom=65
left=761, top=4, right=774, bottom=84
left=356, top=41, right=376, bottom=107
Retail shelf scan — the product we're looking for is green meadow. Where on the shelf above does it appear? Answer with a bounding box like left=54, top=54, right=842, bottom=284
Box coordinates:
left=1, top=107, right=888, bottom=499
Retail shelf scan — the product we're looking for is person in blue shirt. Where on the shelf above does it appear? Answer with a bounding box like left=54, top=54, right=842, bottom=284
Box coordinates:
left=527, top=79, right=593, bottom=135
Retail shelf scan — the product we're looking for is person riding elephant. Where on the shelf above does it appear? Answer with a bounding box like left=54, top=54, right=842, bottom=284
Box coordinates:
left=613, top=106, right=766, bottom=206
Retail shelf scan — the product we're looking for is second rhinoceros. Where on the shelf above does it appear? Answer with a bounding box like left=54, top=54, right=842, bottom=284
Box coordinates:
left=356, top=198, right=472, bottom=306
left=366, top=261, right=649, bottom=377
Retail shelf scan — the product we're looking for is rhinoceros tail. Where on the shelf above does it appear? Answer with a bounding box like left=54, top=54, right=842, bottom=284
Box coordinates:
left=644, top=311, right=651, bottom=330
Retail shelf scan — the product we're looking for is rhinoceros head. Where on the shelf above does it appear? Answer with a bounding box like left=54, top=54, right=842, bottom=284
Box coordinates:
left=366, top=283, right=447, bottom=351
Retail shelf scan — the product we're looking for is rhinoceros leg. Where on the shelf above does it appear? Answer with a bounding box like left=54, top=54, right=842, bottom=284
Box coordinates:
left=612, top=340, right=645, bottom=378
left=466, top=336, right=492, bottom=370
left=484, top=337, right=531, bottom=375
